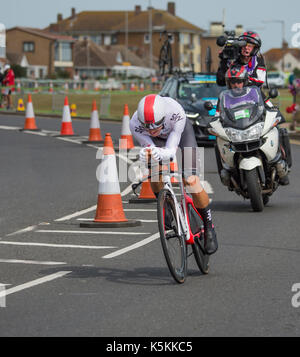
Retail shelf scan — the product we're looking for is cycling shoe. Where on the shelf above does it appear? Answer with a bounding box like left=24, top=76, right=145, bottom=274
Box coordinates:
left=203, top=226, right=218, bottom=255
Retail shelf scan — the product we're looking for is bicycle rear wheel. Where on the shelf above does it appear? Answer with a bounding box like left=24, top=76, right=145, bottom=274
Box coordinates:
left=157, top=189, right=187, bottom=284
left=188, top=206, right=209, bottom=274
left=192, top=234, right=209, bottom=275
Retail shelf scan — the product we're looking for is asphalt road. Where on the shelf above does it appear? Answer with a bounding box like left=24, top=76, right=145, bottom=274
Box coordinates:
left=0, top=113, right=299, bottom=337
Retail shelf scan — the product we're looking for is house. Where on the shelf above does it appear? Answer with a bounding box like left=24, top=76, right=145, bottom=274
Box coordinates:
left=73, top=38, right=156, bottom=78
left=263, top=43, right=300, bottom=72
left=6, top=27, right=75, bottom=78
left=47, top=3, right=204, bottom=72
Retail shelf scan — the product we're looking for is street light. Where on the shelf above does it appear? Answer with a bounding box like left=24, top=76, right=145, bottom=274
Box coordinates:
left=262, top=20, right=286, bottom=70
left=148, top=0, right=153, bottom=69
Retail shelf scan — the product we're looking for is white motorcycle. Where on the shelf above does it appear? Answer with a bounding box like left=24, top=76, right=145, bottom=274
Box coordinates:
left=206, top=86, right=290, bottom=212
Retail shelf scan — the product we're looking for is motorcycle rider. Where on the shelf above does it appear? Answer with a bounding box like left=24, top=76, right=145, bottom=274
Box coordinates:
left=217, top=31, right=266, bottom=89
left=130, top=94, right=218, bottom=255
left=215, top=64, right=290, bottom=186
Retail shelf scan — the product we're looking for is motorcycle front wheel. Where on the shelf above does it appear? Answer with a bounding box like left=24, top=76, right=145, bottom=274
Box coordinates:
left=245, top=169, right=264, bottom=212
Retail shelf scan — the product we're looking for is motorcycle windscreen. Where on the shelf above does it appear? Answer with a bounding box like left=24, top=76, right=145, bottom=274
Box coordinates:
left=219, top=86, right=265, bottom=130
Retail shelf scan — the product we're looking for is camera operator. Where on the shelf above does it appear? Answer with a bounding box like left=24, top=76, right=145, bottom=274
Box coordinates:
left=217, top=31, right=266, bottom=89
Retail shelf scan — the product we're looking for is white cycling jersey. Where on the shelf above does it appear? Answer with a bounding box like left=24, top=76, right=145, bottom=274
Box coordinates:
left=129, top=97, right=186, bottom=158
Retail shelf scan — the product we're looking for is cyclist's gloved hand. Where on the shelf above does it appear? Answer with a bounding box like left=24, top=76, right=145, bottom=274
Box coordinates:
left=150, top=147, right=162, bottom=162
left=139, top=147, right=150, bottom=163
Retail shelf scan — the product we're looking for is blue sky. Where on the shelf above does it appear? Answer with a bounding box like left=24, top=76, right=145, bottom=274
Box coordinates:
left=1, top=0, right=300, bottom=52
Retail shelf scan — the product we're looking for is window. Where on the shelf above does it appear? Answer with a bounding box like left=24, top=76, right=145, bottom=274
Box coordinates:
left=55, top=42, right=72, bottom=62
left=144, top=34, right=150, bottom=44
left=90, top=35, right=102, bottom=45
left=104, top=35, right=111, bottom=46
left=23, top=42, right=35, bottom=52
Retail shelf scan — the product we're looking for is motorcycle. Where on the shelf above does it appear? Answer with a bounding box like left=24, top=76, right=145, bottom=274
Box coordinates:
left=206, top=86, right=290, bottom=212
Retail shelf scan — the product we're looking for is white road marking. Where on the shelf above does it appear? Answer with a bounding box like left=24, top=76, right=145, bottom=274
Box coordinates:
left=124, top=209, right=156, bottom=212
left=6, top=225, right=37, bottom=236
left=36, top=230, right=149, bottom=235
left=54, top=184, right=132, bottom=222
left=102, top=232, right=160, bottom=259
left=24, top=130, right=47, bottom=137
left=0, top=259, right=66, bottom=266
left=0, top=241, right=116, bottom=250
left=55, top=205, right=97, bottom=222
left=0, top=125, right=22, bottom=130
left=56, top=137, right=82, bottom=145
left=0, top=271, right=72, bottom=298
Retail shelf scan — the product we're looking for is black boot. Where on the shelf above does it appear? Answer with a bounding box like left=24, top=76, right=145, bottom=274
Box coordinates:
left=197, top=207, right=218, bottom=255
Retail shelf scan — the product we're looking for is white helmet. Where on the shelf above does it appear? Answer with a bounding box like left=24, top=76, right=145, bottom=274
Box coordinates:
left=137, top=94, right=166, bottom=129
left=4, top=64, right=10, bottom=71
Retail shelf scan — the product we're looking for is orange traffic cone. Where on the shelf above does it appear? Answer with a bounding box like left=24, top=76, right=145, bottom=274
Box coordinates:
left=129, top=178, right=157, bottom=204
left=58, top=96, right=74, bottom=136
left=116, top=104, right=135, bottom=151
left=80, top=133, right=141, bottom=228
left=20, top=94, right=39, bottom=131
left=82, top=100, right=104, bottom=144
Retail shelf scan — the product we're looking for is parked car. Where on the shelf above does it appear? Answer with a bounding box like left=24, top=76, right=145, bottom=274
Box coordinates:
left=159, top=72, right=226, bottom=146
left=266, top=71, right=286, bottom=88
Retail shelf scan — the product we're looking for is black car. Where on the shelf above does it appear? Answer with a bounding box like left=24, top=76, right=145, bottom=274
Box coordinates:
left=159, top=72, right=226, bottom=146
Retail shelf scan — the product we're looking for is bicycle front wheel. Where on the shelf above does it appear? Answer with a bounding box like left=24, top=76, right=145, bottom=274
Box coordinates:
left=157, top=189, right=187, bottom=284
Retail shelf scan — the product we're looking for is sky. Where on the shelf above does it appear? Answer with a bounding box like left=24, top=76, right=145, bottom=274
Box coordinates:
left=1, top=0, right=300, bottom=52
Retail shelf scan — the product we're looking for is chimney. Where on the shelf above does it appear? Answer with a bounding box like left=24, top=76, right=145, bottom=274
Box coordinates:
left=57, top=13, right=63, bottom=22
left=210, top=22, right=224, bottom=36
left=282, top=40, right=288, bottom=50
left=135, top=5, right=141, bottom=15
left=167, top=2, right=175, bottom=16
left=235, top=25, right=244, bottom=37
left=71, top=8, right=76, bottom=19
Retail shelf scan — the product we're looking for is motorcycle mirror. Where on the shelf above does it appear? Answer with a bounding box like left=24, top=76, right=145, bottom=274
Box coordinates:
left=268, top=87, right=278, bottom=99
left=204, top=101, right=214, bottom=111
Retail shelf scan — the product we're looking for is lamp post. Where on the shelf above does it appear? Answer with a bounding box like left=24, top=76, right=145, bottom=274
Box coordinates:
left=262, top=20, right=286, bottom=71
left=148, top=0, right=153, bottom=69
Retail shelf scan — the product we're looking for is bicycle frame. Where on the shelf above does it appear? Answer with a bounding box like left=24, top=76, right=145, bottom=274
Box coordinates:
left=162, top=172, right=203, bottom=245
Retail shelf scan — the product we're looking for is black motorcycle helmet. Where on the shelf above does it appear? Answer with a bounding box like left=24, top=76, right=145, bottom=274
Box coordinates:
left=225, top=65, right=249, bottom=88
left=239, top=31, right=262, bottom=56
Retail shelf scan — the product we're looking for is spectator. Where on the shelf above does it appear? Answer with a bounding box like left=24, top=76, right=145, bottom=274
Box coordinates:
left=2, top=64, right=15, bottom=110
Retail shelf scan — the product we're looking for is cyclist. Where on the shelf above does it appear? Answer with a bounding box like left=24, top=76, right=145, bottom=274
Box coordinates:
left=129, top=94, right=218, bottom=255
left=217, top=31, right=266, bottom=89
left=216, top=65, right=290, bottom=185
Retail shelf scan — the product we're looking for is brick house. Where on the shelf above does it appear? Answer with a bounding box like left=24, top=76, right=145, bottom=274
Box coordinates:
left=47, top=3, right=204, bottom=72
left=263, top=43, right=300, bottom=72
left=6, top=27, right=75, bottom=78
left=74, top=38, right=156, bottom=78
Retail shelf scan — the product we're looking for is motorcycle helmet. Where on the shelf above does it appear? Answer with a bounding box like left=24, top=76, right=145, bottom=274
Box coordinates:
left=137, top=94, right=166, bottom=129
left=239, top=31, right=262, bottom=56
left=225, top=65, right=249, bottom=88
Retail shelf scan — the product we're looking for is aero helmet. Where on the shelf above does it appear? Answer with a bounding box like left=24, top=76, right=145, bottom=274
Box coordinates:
left=137, top=94, right=166, bottom=129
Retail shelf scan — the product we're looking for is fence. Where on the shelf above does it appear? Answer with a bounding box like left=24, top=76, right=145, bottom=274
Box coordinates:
left=13, top=78, right=162, bottom=95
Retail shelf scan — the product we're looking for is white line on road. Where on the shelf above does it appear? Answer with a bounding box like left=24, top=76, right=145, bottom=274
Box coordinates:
left=0, top=259, right=66, bottom=266
left=36, top=230, right=149, bottom=235
left=55, top=205, right=97, bottom=222
left=0, top=241, right=116, bottom=250
left=56, top=137, right=82, bottom=145
left=0, top=271, right=72, bottom=298
left=0, top=125, right=22, bottom=130
left=102, top=232, right=160, bottom=259
left=77, top=218, right=157, bottom=223
left=6, top=225, right=37, bottom=236
left=54, top=184, right=133, bottom=222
